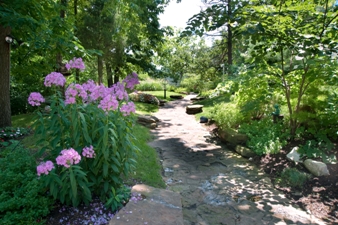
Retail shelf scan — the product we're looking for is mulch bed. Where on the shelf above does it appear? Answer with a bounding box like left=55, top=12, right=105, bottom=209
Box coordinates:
left=251, top=144, right=338, bottom=224
left=205, top=124, right=338, bottom=224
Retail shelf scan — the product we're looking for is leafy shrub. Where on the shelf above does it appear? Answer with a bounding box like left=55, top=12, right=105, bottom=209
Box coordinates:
left=239, top=118, right=289, bottom=156
left=30, top=59, right=140, bottom=210
left=211, top=103, right=245, bottom=129
left=0, top=127, right=31, bottom=141
left=129, top=92, right=160, bottom=105
left=277, top=168, right=311, bottom=189
left=136, top=79, right=163, bottom=91
left=0, top=145, right=53, bottom=225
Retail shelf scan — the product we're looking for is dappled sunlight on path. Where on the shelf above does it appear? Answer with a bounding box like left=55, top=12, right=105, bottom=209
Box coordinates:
left=149, top=94, right=325, bottom=225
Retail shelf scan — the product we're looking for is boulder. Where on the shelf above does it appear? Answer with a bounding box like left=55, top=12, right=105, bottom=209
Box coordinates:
left=218, top=128, right=248, bottom=146
left=287, top=147, right=302, bottom=164
left=129, top=92, right=160, bottom=105
left=191, top=97, right=206, bottom=101
left=304, top=159, right=330, bottom=176
left=200, top=116, right=208, bottom=123
left=170, top=95, right=184, bottom=99
left=235, top=145, right=256, bottom=158
left=137, top=115, right=160, bottom=129
left=159, top=100, right=166, bottom=106
left=186, top=105, right=203, bottom=114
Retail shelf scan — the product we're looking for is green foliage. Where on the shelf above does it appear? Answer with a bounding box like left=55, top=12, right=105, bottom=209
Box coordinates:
left=0, top=145, right=53, bottom=225
left=127, top=125, right=165, bottom=188
left=210, top=103, right=245, bottom=130
left=277, top=168, right=311, bottom=189
left=239, top=119, right=289, bottom=156
left=136, top=82, right=163, bottom=91
left=0, top=127, right=31, bottom=141
left=105, top=185, right=131, bottom=211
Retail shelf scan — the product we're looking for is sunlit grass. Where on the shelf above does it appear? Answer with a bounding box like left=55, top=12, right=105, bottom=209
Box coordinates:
left=143, top=91, right=183, bottom=101
left=135, top=102, right=159, bottom=114
left=128, top=125, right=165, bottom=188
left=11, top=113, right=36, bottom=128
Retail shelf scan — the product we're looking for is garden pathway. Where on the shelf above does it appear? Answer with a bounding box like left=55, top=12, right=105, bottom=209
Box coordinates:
left=147, top=94, right=325, bottom=225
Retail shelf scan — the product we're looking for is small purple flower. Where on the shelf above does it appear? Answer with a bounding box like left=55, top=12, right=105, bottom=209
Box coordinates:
left=120, top=102, right=135, bottom=116
left=98, top=94, right=118, bottom=112
left=28, top=92, right=45, bottom=106
left=56, top=148, right=81, bottom=168
left=44, top=72, right=66, bottom=87
left=65, top=83, right=88, bottom=105
left=123, top=72, right=140, bottom=90
left=66, top=57, right=86, bottom=71
left=82, top=145, right=95, bottom=158
left=37, top=160, right=54, bottom=176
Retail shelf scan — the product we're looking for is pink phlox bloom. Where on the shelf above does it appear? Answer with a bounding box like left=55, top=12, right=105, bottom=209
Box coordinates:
left=28, top=92, right=45, bottom=106
left=89, top=84, right=107, bottom=101
left=56, top=148, right=81, bottom=168
left=120, top=102, right=136, bottom=116
left=82, top=80, right=96, bottom=92
left=123, top=72, right=140, bottom=90
left=66, top=57, right=85, bottom=71
left=82, top=145, right=96, bottom=158
left=44, top=72, right=66, bottom=87
left=111, top=82, right=128, bottom=101
left=65, top=83, right=87, bottom=105
left=98, top=94, right=118, bottom=112
left=37, top=160, right=54, bottom=176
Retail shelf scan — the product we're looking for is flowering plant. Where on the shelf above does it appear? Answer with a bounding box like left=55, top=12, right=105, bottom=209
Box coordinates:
left=30, top=57, right=140, bottom=208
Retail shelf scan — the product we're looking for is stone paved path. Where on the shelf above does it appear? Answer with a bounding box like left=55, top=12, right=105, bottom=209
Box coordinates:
left=149, top=94, right=326, bottom=225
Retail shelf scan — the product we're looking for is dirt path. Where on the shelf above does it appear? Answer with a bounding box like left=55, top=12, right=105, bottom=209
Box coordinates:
left=149, top=94, right=326, bottom=225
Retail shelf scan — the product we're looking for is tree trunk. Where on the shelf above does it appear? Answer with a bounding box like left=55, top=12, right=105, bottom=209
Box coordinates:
left=227, top=0, right=233, bottom=76
left=0, top=25, right=12, bottom=127
left=106, top=62, right=113, bottom=87
left=113, top=67, right=120, bottom=84
left=98, top=56, right=103, bottom=84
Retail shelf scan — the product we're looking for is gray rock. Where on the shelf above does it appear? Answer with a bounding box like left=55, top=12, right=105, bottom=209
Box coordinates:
left=235, top=145, right=256, bottom=158
left=186, top=105, right=203, bottom=114
left=287, top=147, right=302, bottom=164
left=218, top=128, right=248, bottom=145
left=137, top=115, right=159, bottom=129
left=304, top=159, right=330, bottom=176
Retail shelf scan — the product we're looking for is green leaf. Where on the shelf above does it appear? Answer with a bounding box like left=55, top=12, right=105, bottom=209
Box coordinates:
left=69, top=168, right=77, bottom=200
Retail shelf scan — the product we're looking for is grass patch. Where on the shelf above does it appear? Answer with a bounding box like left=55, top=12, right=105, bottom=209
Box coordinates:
left=144, top=91, right=183, bottom=101
left=11, top=113, right=36, bottom=128
left=192, top=94, right=231, bottom=120
left=127, top=124, right=165, bottom=188
left=135, top=102, right=159, bottom=114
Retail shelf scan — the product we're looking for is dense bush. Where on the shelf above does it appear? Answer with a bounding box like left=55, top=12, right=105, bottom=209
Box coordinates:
left=210, top=103, right=245, bottom=130
left=30, top=59, right=140, bottom=210
left=0, top=144, right=53, bottom=225
left=239, top=118, right=289, bottom=156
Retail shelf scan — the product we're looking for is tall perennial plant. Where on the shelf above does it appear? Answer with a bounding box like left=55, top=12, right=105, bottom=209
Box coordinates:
left=29, top=58, right=140, bottom=209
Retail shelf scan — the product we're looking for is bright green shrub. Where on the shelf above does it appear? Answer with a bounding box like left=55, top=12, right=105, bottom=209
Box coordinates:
left=211, top=103, right=245, bottom=129
left=239, top=118, right=289, bottom=156
left=0, top=145, right=53, bottom=225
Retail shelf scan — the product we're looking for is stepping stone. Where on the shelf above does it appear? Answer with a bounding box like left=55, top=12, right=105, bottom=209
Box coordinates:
left=190, top=97, right=206, bottom=101
left=109, top=184, right=184, bottom=225
left=186, top=104, right=203, bottom=114
left=170, top=95, right=183, bottom=99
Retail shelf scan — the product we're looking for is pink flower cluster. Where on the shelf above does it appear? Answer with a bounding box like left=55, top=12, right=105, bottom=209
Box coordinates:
left=65, top=83, right=87, bottom=105
left=56, top=148, right=81, bottom=168
left=44, top=72, right=66, bottom=87
left=120, top=102, right=136, bottom=116
left=123, top=72, right=140, bottom=90
left=37, top=161, right=54, bottom=176
left=82, top=145, right=95, bottom=158
left=28, top=92, right=45, bottom=106
left=66, top=57, right=85, bottom=71
left=98, top=94, right=119, bottom=112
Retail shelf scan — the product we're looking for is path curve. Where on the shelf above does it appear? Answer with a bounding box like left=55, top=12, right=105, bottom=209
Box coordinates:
left=149, top=94, right=325, bottom=225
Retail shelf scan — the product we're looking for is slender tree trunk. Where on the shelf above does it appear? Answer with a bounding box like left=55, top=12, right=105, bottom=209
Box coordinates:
left=0, top=25, right=12, bottom=127
left=98, top=56, right=103, bottom=84
left=106, top=62, right=113, bottom=87
left=227, top=0, right=233, bottom=76
left=74, top=0, right=80, bottom=82
left=114, top=67, right=120, bottom=84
